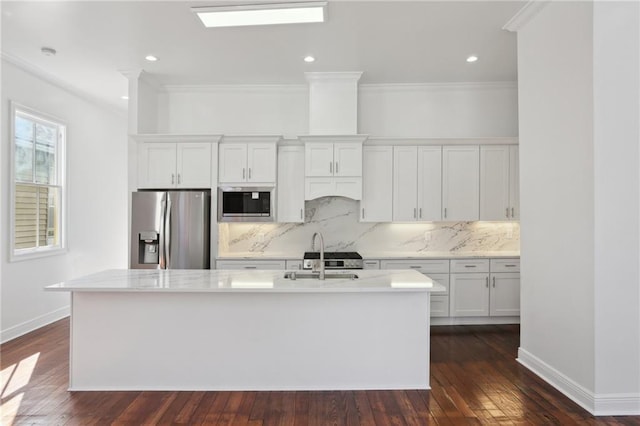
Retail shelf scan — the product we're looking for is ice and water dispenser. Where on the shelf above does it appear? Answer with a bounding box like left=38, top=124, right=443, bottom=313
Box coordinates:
left=138, top=231, right=159, bottom=265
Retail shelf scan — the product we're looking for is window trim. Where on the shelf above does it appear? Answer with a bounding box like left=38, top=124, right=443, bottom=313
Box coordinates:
left=9, top=101, right=68, bottom=262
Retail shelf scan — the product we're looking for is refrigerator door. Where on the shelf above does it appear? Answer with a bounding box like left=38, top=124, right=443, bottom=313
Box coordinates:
left=167, top=191, right=210, bottom=269
left=130, top=191, right=166, bottom=269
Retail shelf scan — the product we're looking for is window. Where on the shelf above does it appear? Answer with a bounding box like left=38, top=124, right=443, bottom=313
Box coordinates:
left=11, top=102, right=66, bottom=259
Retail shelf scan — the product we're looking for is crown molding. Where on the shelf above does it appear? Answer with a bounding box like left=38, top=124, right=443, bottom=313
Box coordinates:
left=361, top=81, right=517, bottom=93
left=503, top=1, right=550, bottom=32
left=161, top=84, right=307, bottom=94
left=2, top=51, right=126, bottom=117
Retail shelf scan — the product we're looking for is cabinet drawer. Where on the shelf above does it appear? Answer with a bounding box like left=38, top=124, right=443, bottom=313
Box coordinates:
left=380, top=259, right=449, bottom=274
left=216, top=260, right=286, bottom=270
left=431, top=295, right=450, bottom=317
left=450, top=259, right=489, bottom=273
left=429, top=273, right=449, bottom=295
left=285, top=260, right=303, bottom=270
left=490, top=258, right=520, bottom=272
left=363, top=260, right=380, bottom=270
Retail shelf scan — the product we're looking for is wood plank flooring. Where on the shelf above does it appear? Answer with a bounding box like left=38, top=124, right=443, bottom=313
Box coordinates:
left=2, top=319, right=639, bottom=425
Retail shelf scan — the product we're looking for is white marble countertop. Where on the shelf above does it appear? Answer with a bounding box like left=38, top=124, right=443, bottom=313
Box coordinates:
left=216, top=251, right=520, bottom=260
left=45, top=269, right=446, bottom=293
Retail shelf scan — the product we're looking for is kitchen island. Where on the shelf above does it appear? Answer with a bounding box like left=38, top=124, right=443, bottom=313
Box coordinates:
left=46, top=269, right=445, bottom=391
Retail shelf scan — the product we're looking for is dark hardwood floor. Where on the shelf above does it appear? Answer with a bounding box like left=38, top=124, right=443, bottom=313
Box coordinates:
left=2, top=319, right=639, bottom=425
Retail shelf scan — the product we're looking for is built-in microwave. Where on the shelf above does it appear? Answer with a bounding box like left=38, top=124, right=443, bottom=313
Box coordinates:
left=218, top=187, right=275, bottom=222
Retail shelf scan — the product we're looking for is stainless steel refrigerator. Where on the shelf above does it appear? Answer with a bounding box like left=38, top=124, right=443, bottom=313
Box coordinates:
left=130, top=191, right=210, bottom=269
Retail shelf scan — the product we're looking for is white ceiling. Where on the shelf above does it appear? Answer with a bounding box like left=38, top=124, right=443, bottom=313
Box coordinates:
left=1, top=1, right=523, bottom=112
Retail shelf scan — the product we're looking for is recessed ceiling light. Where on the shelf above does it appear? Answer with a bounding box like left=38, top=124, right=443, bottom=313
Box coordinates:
left=304, top=56, right=315, bottom=63
left=145, top=55, right=158, bottom=62
left=466, top=55, right=479, bottom=63
left=121, top=95, right=129, bottom=100
left=41, top=47, right=56, bottom=56
left=192, top=2, right=327, bottom=28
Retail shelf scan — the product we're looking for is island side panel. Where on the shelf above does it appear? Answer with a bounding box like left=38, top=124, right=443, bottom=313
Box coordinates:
left=69, top=291, right=431, bottom=391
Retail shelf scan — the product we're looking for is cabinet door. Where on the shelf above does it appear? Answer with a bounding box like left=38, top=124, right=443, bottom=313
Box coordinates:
left=490, top=273, right=520, bottom=316
left=176, top=143, right=212, bottom=188
left=480, top=146, right=510, bottom=220
left=247, top=143, right=276, bottom=183
left=361, top=146, right=393, bottom=222
left=509, top=145, right=520, bottom=220
left=417, top=146, right=442, bottom=221
left=219, top=144, right=248, bottom=183
left=450, top=273, right=489, bottom=317
left=305, top=143, right=334, bottom=177
left=393, top=146, right=418, bottom=221
left=277, top=146, right=305, bottom=223
left=138, top=143, right=176, bottom=189
left=442, top=146, right=479, bottom=221
left=334, top=143, right=362, bottom=177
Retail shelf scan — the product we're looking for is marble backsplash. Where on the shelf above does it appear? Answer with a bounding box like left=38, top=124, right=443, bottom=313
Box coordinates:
left=218, top=197, right=520, bottom=256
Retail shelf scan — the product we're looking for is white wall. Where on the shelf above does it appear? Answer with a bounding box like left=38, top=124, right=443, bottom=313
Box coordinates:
left=157, top=83, right=518, bottom=138
left=517, top=0, right=596, bottom=396
left=0, top=59, right=129, bottom=342
left=593, top=0, right=640, bottom=405
left=517, top=1, right=640, bottom=415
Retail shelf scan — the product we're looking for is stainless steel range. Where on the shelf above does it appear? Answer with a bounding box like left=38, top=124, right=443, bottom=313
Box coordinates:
left=303, top=252, right=363, bottom=270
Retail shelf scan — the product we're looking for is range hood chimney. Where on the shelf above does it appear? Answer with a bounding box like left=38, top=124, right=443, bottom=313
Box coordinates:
left=305, top=72, right=362, bottom=135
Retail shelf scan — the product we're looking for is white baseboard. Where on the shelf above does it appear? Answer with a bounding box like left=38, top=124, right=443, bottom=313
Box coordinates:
left=0, top=306, right=70, bottom=344
left=431, top=316, right=520, bottom=326
left=518, top=347, right=640, bottom=416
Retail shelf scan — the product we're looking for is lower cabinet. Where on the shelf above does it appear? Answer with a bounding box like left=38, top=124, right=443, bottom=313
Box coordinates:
left=450, top=273, right=490, bottom=317
left=489, top=272, right=520, bottom=316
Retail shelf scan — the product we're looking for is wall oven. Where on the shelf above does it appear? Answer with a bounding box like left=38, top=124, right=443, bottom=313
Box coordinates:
left=218, top=187, right=275, bottom=222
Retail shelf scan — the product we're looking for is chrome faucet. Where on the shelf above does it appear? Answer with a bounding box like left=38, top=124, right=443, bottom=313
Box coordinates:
left=311, top=232, right=325, bottom=280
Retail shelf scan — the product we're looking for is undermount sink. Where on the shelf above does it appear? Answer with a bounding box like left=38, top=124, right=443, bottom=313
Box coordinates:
left=283, top=271, right=359, bottom=280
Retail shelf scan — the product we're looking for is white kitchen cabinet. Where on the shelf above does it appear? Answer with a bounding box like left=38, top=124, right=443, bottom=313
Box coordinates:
left=442, top=146, right=479, bottom=221
left=219, top=140, right=277, bottom=184
left=305, top=142, right=362, bottom=177
left=489, top=272, right=520, bottom=316
left=138, top=142, right=212, bottom=189
left=361, top=146, right=393, bottom=222
left=277, top=145, right=305, bottom=223
left=450, top=272, right=490, bottom=317
left=305, top=178, right=362, bottom=200
left=480, top=145, right=519, bottom=221
left=285, top=260, right=303, bottom=270
left=216, top=260, right=286, bottom=270
left=362, top=260, right=380, bottom=269
left=393, top=146, right=442, bottom=222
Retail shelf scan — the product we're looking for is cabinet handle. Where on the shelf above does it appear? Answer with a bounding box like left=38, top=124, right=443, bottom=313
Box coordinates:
left=493, top=276, right=496, bottom=287
left=244, top=266, right=257, bottom=269
left=300, top=209, right=303, bottom=220
left=409, top=265, right=421, bottom=269
left=512, top=207, right=515, bottom=217
left=362, top=208, right=365, bottom=219
left=419, top=208, right=422, bottom=218
left=335, top=162, right=339, bottom=174
left=171, top=173, right=175, bottom=184
left=177, top=174, right=181, bottom=184
left=465, top=265, right=477, bottom=268
left=248, top=168, right=252, bottom=179
left=505, top=264, right=517, bottom=267
left=486, top=277, right=489, bottom=288
left=413, top=208, right=417, bottom=218
left=444, top=207, right=447, bottom=218
left=330, top=162, right=333, bottom=174
left=506, top=207, right=509, bottom=218
left=243, top=168, right=246, bottom=179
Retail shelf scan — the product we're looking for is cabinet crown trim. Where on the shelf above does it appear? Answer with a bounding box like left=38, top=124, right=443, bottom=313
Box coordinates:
left=299, top=135, right=368, bottom=143
left=132, top=134, right=222, bottom=143
left=365, top=137, right=518, bottom=146
left=221, top=135, right=282, bottom=144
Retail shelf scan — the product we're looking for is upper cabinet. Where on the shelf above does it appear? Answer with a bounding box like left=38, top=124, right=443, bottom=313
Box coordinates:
left=301, top=135, right=367, bottom=200
left=218, top=136, right=279, bottom=184
left=442, top=146, right=480, bottom=221
left=361, top=146, right=393, bottom=222
left=393, top=146, right=442, bottom=222
left=277, top=144, right=305, bottom=223
left=136, top=135, right=221, bottom=189
left=479, top=145, right=519, bottom=220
